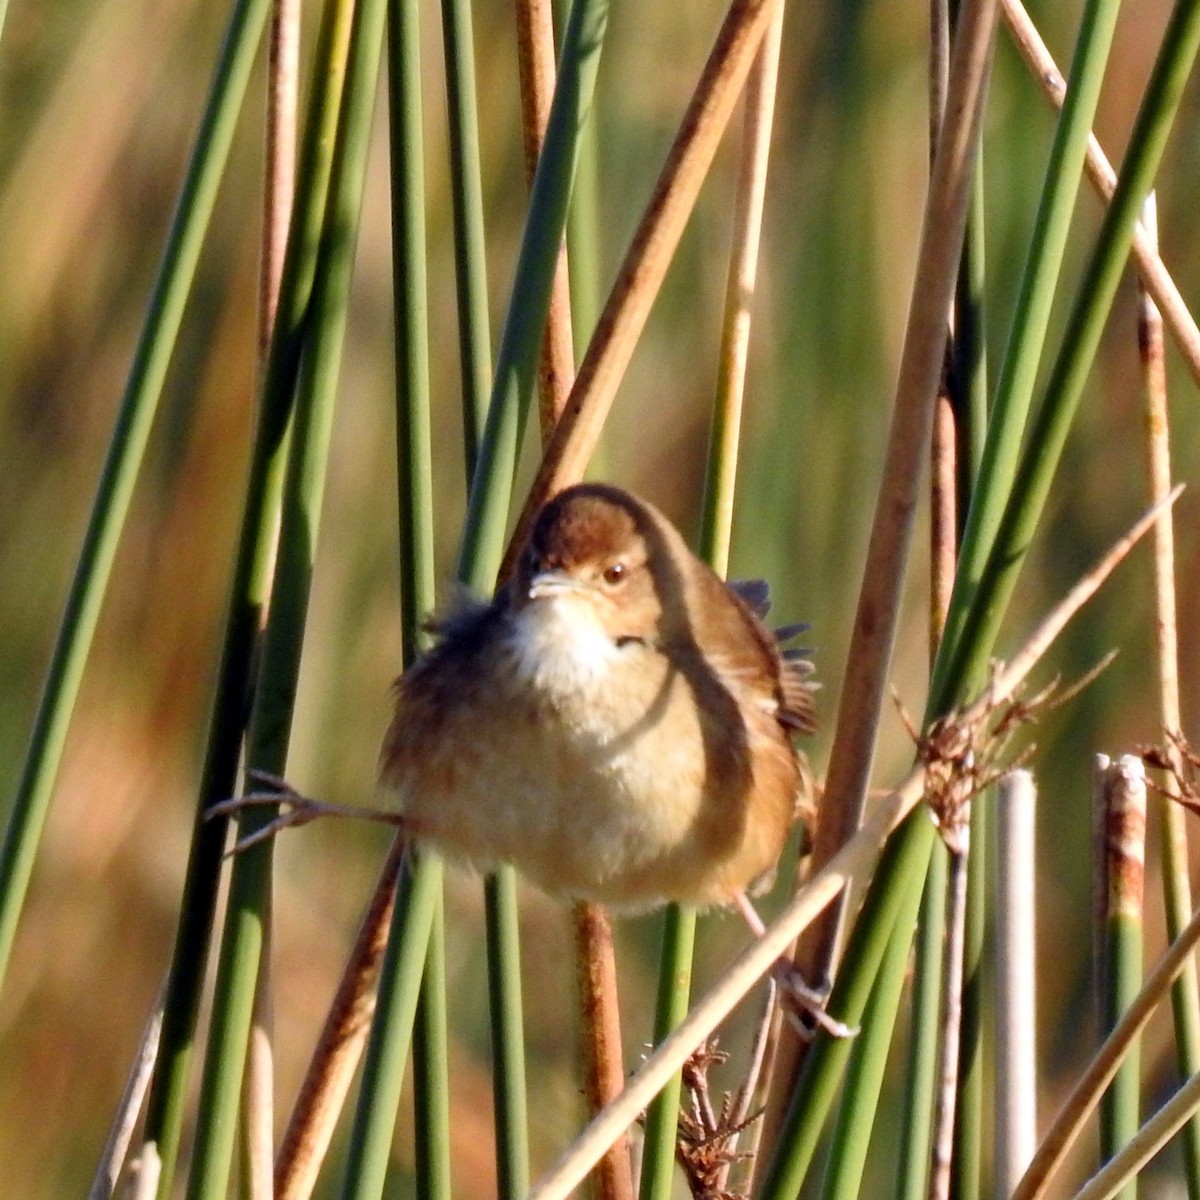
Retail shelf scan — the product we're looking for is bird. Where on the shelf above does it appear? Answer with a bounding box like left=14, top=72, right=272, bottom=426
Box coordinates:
left=226, top=483, right=816, bottom=905
left=220, top=483, right=844, bottom=1033
left=375, top=481, right=818, bottom=913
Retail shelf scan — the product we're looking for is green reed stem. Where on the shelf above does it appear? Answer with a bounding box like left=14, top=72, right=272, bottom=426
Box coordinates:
left=440, top=0, right=492, bottom=473
left=895, top=844, right=948, bottom=1200
left=183, top=0, right=386, bottom=1192
left=0, top=0, right=270, bottom=997
left=638, top=907, right=697, bottom=1200
left=338, top=852, right=443, bottom=1200
left=823, top=871, right=926, bottom=1199
left=143, top=3, right=358, bottom=1189
left=939, top=0, right=1123, bottom=669
left=482, top=869, right=530, bottom=1199
left=415, top=894, right=452, bottom=1200
left=456, top=0, right=610, bottom=594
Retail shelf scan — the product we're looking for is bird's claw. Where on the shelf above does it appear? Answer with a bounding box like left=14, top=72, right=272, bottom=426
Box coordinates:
left=207, top=772, right=408, bottom=856
left=773, top=965, right=857, bottom=1041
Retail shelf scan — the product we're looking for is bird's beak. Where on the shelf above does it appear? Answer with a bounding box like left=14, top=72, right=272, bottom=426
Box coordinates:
left=527, top=569, right=588, bottom=601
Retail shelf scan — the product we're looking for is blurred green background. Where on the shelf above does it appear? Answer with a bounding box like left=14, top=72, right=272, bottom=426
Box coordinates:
left=1, top=0, right=1199, bottom=1195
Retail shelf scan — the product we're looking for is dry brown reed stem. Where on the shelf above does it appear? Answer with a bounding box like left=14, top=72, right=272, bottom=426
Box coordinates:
left=930, top=0, right=951, bottom=150
left=1092, top=753, right=1147, bottom=1198
left=570, top=901, right=632, bottom=1200
left=704, top=0, right=785, bottom=569
left=1094, top=756, right=1148, bottom=971
left=1000, top=0, right=1200, bottom=386
left=926, top=6, right=963, bottom=1164
left=786, top=0, right=998, bottom=1022
left=1139, top=193, right=1192, bottom=896
left=995, top=770, right=1038, bottom=1195
left=244, top=4, right=300, bottom=1193
left=527, top=490, right=1179, bottom=1200
left=499, top=0, right=782, bottom=579
left=515, top=0, right=577, bottom=434
left=273, top=838, right=406, bottom=1200
left=759, top=0, right=997, bottom=1154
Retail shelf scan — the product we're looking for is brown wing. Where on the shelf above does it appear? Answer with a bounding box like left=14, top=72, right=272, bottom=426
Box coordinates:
left=717, top=578, right=818, bottom=738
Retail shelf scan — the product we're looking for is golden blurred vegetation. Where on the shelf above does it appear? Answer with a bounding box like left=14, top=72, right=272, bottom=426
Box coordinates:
left=1, top=0, right=1199, bottom=1195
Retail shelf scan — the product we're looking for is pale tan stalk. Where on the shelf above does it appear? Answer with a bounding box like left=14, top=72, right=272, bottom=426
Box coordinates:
left=1134, top=190, right=1200, bottom=1190
left=703, top=0, right=785, bottom=571
left=930, top=806, right=970, bottom=1200
left=88, top=993, right=164, bottom=1200
left=1072, top=1070, right=1200, bottom=1200
left=702, top=8, right=787, bottom=1188
left=995, top=770, right=1038, bottom=1195
left=1013, top=853, right=1200, bottom=1190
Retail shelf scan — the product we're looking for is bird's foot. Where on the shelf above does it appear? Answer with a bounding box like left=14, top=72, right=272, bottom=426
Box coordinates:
left=731, top=891, right=856, bottom=1041
left=771, top=964, right=857, bottom=1041
left=208, top=769, right=408, bottom=854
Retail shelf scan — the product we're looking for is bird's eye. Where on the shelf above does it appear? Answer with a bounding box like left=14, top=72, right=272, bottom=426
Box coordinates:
left=602, top=562, right=626, bottom=585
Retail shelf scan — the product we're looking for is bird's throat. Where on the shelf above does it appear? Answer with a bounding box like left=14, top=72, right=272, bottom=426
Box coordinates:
left=505, top=595, right=626, bottom=699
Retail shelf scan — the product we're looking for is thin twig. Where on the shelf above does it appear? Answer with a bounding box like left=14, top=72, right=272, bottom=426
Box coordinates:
left=527, top=490, right=1178, bottom=1200
left=500, top=0, right=783, bottom=579
left=87, top=993, right=164, bottom=1200
left=995, top=769, right=1038, bottom=1195
left=1000, top=0, right=1200, bottom=386
left=273, top=838, right=406, bottom=1200
left=716, top=978, right=780, bottom=1196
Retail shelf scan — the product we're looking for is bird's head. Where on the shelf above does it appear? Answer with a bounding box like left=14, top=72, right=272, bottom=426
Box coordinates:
left=512, top=484, right=665, bottom=645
